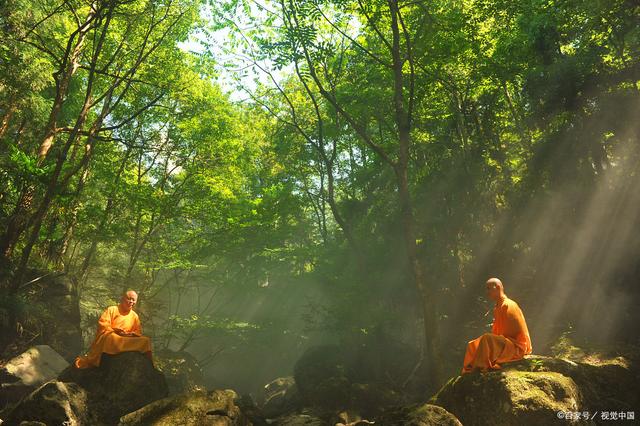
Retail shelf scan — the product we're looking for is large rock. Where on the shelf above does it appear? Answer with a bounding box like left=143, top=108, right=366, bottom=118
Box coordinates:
left=154, top=349, right=206, bottom=395
left=376, top=403, right=462, bottom=426
left=0, top=345, right=69, bottom=406
left=58, top=351, right=169, bottom=424
left=430, top=354, right=640, bottom=426
left=118, top=389, right=251, bottom=426
left=2, top=380, right=94, bottom=426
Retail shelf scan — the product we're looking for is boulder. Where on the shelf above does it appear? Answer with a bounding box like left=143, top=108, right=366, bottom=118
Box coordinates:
left=261, top=376, right=301, bottom=418
left=430, top=354, right=640, bottom=426
left=375, top=403, right=462, bottom=426
left=154, top=349, right=206, bottom=395
left=118, top=389, right=251, bottom=426
left=58, top=351, right=169, bottom=424
left=2, top=380, right=94, bottom=426
left=0, top=345, right=69, bottom=406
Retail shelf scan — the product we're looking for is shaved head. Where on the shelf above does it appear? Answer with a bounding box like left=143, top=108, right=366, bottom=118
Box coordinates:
left=485, top=277, right=505, bottom=302
left=124, top=290, right=138, bottom=298
left=119, top=290, right=138, bottom=312
left=486, top=277, right=503, bottom=290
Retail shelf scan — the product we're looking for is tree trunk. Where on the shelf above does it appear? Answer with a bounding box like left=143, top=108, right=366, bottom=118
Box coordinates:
left=388, top=0, right=442, bottom=386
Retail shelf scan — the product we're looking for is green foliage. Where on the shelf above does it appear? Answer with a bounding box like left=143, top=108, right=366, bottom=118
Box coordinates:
left=1, top=0, right=638, bottom=370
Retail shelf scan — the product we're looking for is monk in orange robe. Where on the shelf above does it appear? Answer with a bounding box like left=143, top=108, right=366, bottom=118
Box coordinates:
left=75, top=290, right=152, bottom=369
left=461, top=278, right=532, bottom=374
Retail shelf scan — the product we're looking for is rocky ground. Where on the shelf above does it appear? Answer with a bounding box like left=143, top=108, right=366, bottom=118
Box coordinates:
left=0, top=338, right=638, bottom=425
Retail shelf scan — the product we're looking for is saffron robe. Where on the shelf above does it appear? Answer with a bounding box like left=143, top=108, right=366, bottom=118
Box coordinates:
left=461, top=295, right=532, bottom=374
left=75, top=305, right=152, bottom=369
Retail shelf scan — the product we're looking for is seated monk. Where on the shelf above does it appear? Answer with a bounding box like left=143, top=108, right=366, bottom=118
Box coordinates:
left=75, top=290, right=152, bottom=369
left=461, top=277, right=532, bottom=374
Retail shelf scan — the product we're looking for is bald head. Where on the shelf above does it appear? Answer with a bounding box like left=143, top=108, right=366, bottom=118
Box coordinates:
left=119, top=290, right=138, bottom=312
left=485, top=278, right=504, bottom=302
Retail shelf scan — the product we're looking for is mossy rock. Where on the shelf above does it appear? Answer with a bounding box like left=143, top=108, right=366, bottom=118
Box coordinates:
left=118, top=389, right=250, bottom=426
left=376, top=403, right=462, bottom=425
left=430, top=353, right=640, bottom=426
left=430, top=369, right=584, bottom=425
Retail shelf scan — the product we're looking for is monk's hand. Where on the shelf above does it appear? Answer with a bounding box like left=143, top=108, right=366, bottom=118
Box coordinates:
left=113, top=328, right=126, bottom=336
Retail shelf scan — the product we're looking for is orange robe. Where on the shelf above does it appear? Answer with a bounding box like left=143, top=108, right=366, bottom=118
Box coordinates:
left=462, top=295, right=532, bottom=374
left=75, top=305, right=152, bottom=369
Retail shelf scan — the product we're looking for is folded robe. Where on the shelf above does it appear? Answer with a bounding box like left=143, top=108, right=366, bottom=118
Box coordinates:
left=462, top=295, right=532, bottom=374
left=75, top=305, right=152, bottom=369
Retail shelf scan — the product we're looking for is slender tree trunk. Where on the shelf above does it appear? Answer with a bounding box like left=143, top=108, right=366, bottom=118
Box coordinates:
left=0, top=101, right=16, bottom=139
left=388, top=0, right=441, bottom=385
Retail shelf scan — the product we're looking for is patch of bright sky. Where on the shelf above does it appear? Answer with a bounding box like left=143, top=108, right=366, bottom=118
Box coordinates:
left=177, top=0, right=362, bottom=104
left=177, top=1, right=290, bottom=103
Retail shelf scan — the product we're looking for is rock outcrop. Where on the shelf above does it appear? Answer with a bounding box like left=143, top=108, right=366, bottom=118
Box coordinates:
left=430, top=354, right=640, bottom=426
left=0, top=345, right=69, bottom=407
left=118, top=389, right=251, bottom=426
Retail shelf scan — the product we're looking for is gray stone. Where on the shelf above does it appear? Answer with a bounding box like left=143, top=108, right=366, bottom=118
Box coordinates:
left=0, top=345, right=69, bottom=407
left=2, top=345, right=69, bottom=387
